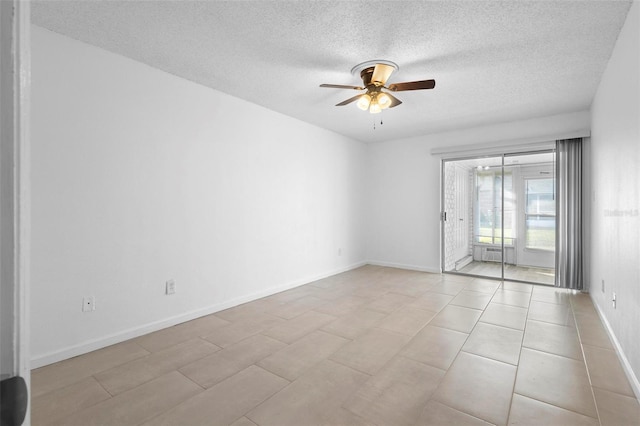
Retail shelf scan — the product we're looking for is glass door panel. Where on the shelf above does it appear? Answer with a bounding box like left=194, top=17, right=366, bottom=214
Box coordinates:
left=442, top=156, right=504, bottom=280
left=503, top=152, right=556, bottom=285
left=442, top=151, right=556, bottom=285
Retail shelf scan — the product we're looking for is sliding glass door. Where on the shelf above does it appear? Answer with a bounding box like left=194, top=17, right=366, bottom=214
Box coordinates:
left=442, top=151, right=556, bottom=285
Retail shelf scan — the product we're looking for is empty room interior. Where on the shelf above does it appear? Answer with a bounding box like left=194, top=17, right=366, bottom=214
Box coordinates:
left=7, top=0, right=640, bottom=425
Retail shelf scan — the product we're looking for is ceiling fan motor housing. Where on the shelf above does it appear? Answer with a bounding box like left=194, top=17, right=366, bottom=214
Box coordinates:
left=360, top=67, right=375, bottom=87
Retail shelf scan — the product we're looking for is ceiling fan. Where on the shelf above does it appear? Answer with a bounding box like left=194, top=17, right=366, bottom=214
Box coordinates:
left=320, top=60, right=435, bottom=114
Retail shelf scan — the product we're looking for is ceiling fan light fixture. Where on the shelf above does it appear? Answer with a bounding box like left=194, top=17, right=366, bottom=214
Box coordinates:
left=320, top=60, right=434, bottom=116
left=378, top=92, right=391, bottom=109
left=357, top=94, right=371, bottom=111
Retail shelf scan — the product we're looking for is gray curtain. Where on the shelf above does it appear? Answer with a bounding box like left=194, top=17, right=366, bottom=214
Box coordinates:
left=555, top=138, right=583, bottom=290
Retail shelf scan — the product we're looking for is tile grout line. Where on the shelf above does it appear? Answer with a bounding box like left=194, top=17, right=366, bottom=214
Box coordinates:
left=92, top=373, right=118, bottom=398
left=175, top=369, right=208, bottom=391
left=506, top=290, right=601, bottom=424
left=331, top=285, right=446, bottom=425
left=416, top=280, right=501, bottom=424
left=505, top=281, right=537, bottom=426
left=45, top=376, right=115, bottom=426
left=570, top=293, right=603, bottom=426
left=423, top=278, right=505, bottom=422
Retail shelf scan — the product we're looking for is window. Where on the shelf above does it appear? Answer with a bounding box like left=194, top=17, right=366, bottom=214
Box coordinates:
left=525, top=178, right=556, bottom=251
left=475, top=170, right=515, bottom=245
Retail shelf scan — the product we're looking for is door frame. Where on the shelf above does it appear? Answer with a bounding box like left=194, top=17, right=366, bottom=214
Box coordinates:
left=1, top=0, right=31, bottom=424
left=440, top=149, right=557, bottom=285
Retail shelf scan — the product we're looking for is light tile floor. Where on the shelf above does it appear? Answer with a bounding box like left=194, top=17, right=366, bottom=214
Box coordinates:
left=32, top=265, right=640, bottom=425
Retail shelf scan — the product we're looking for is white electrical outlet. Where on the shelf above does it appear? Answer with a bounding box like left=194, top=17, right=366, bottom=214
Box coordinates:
left=166, top=279, right=176, bottom=295
left=82, top=296, right=95, bottom=312
left=338, top=248, right=342, bottom=256
left=612, top=292, right=617, bottom=309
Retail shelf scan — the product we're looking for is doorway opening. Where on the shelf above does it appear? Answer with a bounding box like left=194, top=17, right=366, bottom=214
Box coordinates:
left=441, top=151, right=556, bottom=285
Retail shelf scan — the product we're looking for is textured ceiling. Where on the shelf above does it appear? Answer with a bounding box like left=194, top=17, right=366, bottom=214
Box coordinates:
left=32, top=1, right=632, bottom=143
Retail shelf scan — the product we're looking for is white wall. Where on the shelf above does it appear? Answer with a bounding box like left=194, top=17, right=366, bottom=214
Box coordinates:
left=30, top=26, right=368, bottom=366
left=590, top=1, right=640, bottom=394
left=366, top=110, right=590, bottom=272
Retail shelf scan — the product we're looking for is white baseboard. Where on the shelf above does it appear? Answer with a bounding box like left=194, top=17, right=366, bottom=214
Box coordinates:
left=31, top=261, right=367, bottom=369
left=366, top=260, right=441, bottom=274
left=590, top=296, right=640, bottom=400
